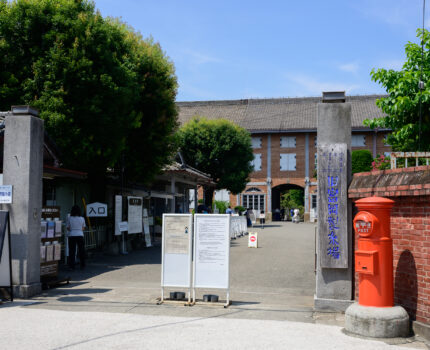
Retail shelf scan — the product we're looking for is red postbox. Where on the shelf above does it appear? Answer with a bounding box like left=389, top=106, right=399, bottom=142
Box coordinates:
left=354, top=196, right=394, bottom=307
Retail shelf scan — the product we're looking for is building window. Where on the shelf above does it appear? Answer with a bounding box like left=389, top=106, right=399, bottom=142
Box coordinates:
left=311, top=194, right=317, bottom=210
left=314, top=136, right=317, bottom=147
left=242, top=194, right=265, bottom=211
left=251, top=137, right=262, bottom=149
left=252, top=154, right=262, bottom=171
left=280, top=136, right=296, bottom=148
left=351, top=135, right=366, bottom=147
left=280, top=153, right=296, bottom=171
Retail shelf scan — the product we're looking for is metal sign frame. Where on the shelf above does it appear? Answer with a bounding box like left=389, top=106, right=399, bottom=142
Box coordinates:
left=193, top=214, right=230, bottom=307
left=0, top=211, right=13, bottom=302
left=160, top=213, right=193, bottom=304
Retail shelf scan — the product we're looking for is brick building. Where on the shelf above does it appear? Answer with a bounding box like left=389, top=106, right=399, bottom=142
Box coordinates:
left=177, top=95, right=391, bottom=218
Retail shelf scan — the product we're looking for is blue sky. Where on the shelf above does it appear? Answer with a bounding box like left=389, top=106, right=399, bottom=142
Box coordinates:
left=95, top=0, right=427, bottom=101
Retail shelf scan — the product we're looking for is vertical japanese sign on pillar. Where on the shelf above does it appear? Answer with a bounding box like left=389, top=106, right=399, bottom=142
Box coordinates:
left=318, top=144, right=348, bottom=268
left=315, top=92, right=352, bottom=311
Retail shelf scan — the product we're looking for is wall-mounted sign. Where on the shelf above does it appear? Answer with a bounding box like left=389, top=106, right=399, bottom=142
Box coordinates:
left=127, top=196, right=143, bottom=234
left=86, top=202, right=108, bottom=217
left=0, top=185, right=12, bottom=204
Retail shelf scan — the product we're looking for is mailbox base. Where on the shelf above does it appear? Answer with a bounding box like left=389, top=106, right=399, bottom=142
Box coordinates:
left=345, top=303, right=409, bottom=338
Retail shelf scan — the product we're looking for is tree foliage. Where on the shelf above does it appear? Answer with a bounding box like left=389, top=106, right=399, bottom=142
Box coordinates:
left=367, top=29, right=430, bottom=151
left=351, top=150, right=373, bottom=174
left=280, top=189, right=304, bottom=210
left=0, top=0, right=177, bottom=189
left=177, top=117, right=254, bottom=194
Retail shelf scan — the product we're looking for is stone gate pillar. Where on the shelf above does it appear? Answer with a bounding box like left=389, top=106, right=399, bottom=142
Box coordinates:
left=3, top=106, right=44, bottom=298
left=315, top=92, right=353, bottom=311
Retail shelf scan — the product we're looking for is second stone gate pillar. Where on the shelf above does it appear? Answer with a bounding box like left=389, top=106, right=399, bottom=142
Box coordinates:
left=314, top=92, right=353, bottom=311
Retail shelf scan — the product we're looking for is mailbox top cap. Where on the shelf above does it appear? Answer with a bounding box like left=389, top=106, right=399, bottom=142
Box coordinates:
left=355, top=196, right=394, bottom=209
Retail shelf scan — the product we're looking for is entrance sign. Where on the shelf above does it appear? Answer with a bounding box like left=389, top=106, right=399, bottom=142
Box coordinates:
left=318, top=143, right=348, bottom=268
left=127, top=196, right=142, bottom=234
left=193, top=214, right=230, bottom=305
left=86, top=202, right=108, bottom=217
left=0, top=185, right=12, bottom=204
left=0, top=211, right=13, bottom=301
left=248, top=232, right=258, bottom=248
left=161, top=214, right=192, bottom=303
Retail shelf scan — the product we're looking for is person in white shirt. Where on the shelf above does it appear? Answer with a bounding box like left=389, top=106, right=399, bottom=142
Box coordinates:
left=67, top=205, right=86, bottom=270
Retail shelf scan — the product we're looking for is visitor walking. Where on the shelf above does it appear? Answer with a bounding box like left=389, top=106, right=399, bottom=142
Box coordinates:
left=67, top=205, right=86, bottom=270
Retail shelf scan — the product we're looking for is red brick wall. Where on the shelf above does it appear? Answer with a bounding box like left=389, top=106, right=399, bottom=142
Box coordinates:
left=349, top=166, right=430, bottom=325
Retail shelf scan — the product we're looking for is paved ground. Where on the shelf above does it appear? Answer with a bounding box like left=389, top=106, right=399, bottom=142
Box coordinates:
left=1, top=221, right=428, bottom=349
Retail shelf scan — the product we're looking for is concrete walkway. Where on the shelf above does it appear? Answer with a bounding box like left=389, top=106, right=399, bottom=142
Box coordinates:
left=0, top=221, right=428, bottom=349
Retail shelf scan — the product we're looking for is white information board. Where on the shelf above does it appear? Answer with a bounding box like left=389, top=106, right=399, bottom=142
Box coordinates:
left=161, top=214, right=193, bottom=293
left=114, top=195, right=122, bottom=236
left=193, top=214, right=230, bottom=290
left=127, top=196, right=143, bottom=234
left=0, top=185, right=12, bottom=204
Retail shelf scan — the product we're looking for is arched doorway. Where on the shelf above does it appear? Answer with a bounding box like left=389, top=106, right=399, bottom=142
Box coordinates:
left=271, top=183, right=304, bottom=220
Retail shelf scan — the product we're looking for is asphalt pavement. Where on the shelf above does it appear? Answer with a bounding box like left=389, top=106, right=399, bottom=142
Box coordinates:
left=0, top=221, right=428, bottom=349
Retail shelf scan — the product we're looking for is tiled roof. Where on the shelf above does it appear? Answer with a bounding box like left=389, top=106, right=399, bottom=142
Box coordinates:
left=177, top=95, right=387, bottom=132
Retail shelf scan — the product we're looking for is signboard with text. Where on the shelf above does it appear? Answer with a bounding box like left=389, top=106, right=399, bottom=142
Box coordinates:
left=0, top=185, right=12, bottom=204
left=193, top=214, right=230, bottom=289
left=318, top=143, right=348, bottom=268
left=127, top=196, right=142, bottom=234
left=86, top=202, right=108, bottom=217
left=161, top=214, right=192, bottom=288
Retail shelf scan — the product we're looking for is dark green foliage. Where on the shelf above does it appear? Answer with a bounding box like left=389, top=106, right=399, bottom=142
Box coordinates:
left=367, top=29, right=430, bottom=151
left=0, top=0, right=177, bottom=191
left=281, top=189, right=304, bottom=210
left=352, top=150, right=373, bottom=174
left=177, top=117, right=254, bottom=194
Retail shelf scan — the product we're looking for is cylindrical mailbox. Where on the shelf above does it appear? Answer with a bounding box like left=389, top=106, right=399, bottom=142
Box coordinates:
left=354, top=196, right=394, bottom=307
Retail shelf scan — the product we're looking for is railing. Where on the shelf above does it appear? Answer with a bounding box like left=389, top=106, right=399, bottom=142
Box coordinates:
left=83, top=226, right=109, bottom=250
left=390, top=152, right=430, bottom=169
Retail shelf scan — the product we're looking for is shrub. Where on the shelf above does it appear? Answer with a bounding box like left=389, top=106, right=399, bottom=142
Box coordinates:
left=352, top=150, right=373, bottom=174
left=213, top=200, right=229, bottom=213
left=372, top=154, right=390, bottom=171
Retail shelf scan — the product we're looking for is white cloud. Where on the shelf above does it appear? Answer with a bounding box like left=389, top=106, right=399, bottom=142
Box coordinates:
left=181, top=49, right=223, bottom=65
left=339, top=62, right=359, bottom=74
left=352, top=0, right=421, bottom=29
left=285, top=73, right=360, bottom=96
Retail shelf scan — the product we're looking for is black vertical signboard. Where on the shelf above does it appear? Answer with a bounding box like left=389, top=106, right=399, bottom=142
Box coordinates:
left=0, top=211, right=13, bottom=301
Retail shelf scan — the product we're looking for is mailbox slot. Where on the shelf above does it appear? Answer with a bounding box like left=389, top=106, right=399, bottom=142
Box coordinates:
left=355, top=250, right=378, bottom=275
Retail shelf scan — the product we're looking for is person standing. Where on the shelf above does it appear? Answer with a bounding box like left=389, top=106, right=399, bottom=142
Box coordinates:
left=67, top=205, right=86, bottom=270
left=259, top=210, right=266, bottom=229
left=226, top=206, right=233, bottom=214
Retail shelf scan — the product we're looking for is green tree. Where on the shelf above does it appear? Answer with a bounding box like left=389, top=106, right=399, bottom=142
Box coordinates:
left=351, top=150, right=373, bottom=174
left=0, top=0, right=177, bottom=197
left=367, top=29, right=430, bottom=151
left=177, top=117, right=254, bottom=204
left=281, top=189, right=304, bottom=211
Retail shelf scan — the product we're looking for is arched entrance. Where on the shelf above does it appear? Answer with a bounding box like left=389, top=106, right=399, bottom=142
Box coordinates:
left=271, top=183, right=304, bottom=220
